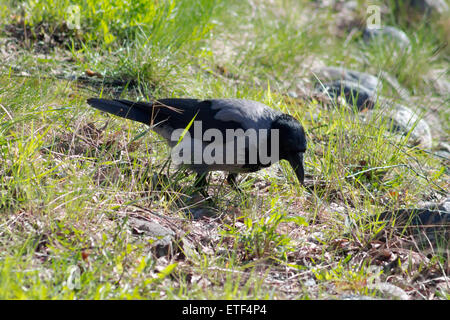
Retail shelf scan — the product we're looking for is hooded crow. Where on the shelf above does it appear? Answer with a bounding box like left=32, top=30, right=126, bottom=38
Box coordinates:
left=86, top=98, right=306, bottom=193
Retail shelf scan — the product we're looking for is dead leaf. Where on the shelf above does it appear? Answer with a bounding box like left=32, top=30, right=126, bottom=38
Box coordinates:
left=81, top=250, right=90, bottom=262
left=85, top=69, right=103, bottom=78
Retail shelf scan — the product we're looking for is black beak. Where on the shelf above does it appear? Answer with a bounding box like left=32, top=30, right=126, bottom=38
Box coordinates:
left=287, top=152, right=305, bottom=185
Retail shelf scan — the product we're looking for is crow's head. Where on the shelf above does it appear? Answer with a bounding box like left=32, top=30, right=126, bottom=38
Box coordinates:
left=272, top=114, right=307, bottom=185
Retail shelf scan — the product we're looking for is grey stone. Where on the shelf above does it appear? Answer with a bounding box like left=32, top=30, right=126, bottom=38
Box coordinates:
left=128, top=217, right=175, bottom=257
left=435, top=150, right=450, bottom=163
left=316, top=80, right=376, bottom=110
left=313, top=66, right=382, bottom=93
left=437, top=142, right=450, bottom=153
left=304, top=278, right=316, bottom=287
left=364, top=104, right=432, bottom=148
left=433, top=77, right=450, bottom=96
left=368, top=283, right=410, bottom=300
left=287, top=91, right=299, bottom=99
left=421, top=196, right=450, bottom=212
left=363, top=26, right=411, bottom=50
left=379, top=207, right=449, bottom=246
left=389, top=104, right=432, bottom=148
left=408, top=0, right=449, bottom=14
left=436, top=142, right=450, bottom=161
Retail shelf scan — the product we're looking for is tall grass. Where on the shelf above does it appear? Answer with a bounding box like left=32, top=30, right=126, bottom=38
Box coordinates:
left=17, top=0, right=217, bottom=48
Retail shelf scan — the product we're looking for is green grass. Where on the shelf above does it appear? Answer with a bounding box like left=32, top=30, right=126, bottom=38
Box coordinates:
left=0, top=0, right=448, bottom=299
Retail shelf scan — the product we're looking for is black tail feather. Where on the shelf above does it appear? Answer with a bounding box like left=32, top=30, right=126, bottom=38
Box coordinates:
left=86, top=98, right=154, bottom=125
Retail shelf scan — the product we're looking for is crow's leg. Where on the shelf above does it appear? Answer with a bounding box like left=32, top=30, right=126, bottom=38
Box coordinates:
left=226, top=173, right=243, bottom=193
left=193, top=172, right=209, bottom=197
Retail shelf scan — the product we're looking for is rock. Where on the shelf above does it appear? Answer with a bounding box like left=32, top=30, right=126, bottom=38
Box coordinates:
left=312, top=66, right=382, bottom=93
left=379, top=207, right=449, bottom=246
left=432, top=76, right=450, bottom=96
left=363, top=26, right=411, bottom=50
left=303, top=278, right=316, bottom=287
left=407, top=0, right=449, bottom=14
left=316, top=80, right=376, bottom=110
left=420, top=196, right=450, bottom=212
left=388, top=104, right=433, bottom=148
left=128, top=217, right=176, bottom=257
left=437, top=142, right=450, bottom=154
left=368, top=282, right=410, bottom=300
left=287, top=91, right=299, bottom=99
left=364, top=104, right=432, bottom=148
left=426, top=67, right=449, bottom=87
